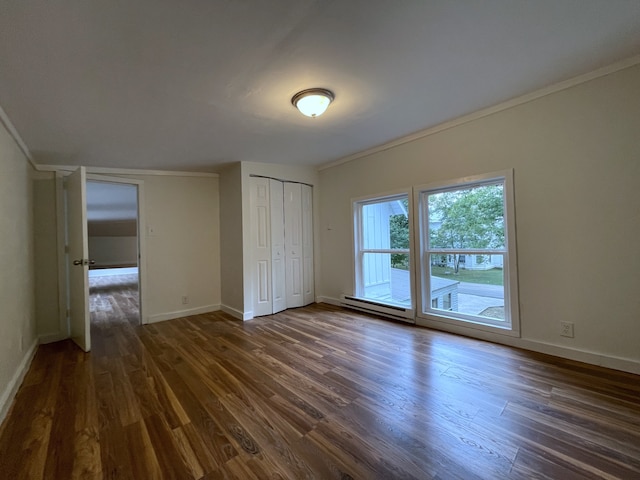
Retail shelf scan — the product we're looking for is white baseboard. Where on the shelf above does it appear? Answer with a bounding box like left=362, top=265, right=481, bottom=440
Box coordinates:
left=513, top=338, right=640, bottom=375
left=319, top=299, right=640, bottom=375
left=415, top=316, right=640, bottom=375
left=220, top=304, right=253, bottom=321
left=0, top=339, right=39, bottom=427
left=147, top=304, right=220, bottom=324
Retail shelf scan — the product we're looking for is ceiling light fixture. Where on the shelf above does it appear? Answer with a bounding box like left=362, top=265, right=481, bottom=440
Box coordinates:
left=291, top=88, right=334, bottom=118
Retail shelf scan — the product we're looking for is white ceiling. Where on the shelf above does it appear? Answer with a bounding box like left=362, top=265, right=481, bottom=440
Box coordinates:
left=1, top=1, right=639, bottom=173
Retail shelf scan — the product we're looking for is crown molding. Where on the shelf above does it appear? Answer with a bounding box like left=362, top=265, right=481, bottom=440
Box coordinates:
left=318, top=53, right=640, bottom=172
left=0, top=105, right=36, bottom=169
left=35, top=164, right=219, bottom=178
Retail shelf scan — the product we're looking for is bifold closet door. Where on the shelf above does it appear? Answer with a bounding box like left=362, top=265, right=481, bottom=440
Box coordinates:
left=249, top=177, right=273, bottom=316
left=270, top=179, right=286, bottom=314
left=284, top=182, right=304, bottom=308
left=301, top=184, right=314, bottom=305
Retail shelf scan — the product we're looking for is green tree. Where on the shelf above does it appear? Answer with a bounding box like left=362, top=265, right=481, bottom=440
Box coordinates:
left=429, top=185, right=504, bottom=273
left=390, top=199, right=409, bottom=270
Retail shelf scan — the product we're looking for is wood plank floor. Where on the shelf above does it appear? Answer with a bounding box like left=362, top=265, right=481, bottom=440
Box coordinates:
left=1, top=287, right=639, bottom=478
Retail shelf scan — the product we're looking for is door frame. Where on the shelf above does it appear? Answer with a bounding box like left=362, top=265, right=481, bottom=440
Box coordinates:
left=86, top=173, right=148, bottom=325
left=57, top=172, right=148, bottom=340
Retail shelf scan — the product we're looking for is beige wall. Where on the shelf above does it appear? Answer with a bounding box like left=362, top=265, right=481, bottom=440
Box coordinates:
left=219, top=161, right=320, bottom=319
left=318, top=64, right=640, bottom=371
left=31, top=171, right=221, bottom=332
left=219, top=163, right=245, bottom=316
left=123, top=174, right=221, bottom=322
left=33, top=172, right=62, bottom=340
left=88, top=236, right=137, bottom=267
left=0, top=120, right=37, bottom=421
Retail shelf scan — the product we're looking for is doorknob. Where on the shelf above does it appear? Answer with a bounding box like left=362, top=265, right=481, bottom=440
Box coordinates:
left=73, top=259, right=96, bottom=266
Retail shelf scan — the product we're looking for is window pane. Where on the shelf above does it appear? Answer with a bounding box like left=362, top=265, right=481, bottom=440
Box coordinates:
left=362, top=253, right=411, bottom=306
left=429, top=254, right=505, bottom=321
left=428, top=184, right=505, bottom=250
left=362, top=198, right=409, bottom=250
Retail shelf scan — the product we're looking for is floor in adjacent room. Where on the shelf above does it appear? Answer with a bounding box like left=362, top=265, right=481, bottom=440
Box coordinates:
left=0, top=302, right=639, bottom=479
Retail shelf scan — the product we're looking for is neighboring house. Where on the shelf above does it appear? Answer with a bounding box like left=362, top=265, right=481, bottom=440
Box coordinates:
left=362, top=199, right=409, bottom=304
left=430, top=276, right=459, bottom=311
left=430, top=253, right=503, bottom=271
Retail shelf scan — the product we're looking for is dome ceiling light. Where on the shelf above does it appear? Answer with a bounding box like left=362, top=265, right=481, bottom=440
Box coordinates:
left=291, top=88, right=334, bottom=118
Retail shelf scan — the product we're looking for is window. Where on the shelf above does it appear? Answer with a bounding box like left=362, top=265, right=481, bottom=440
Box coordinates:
left=417, top=171, right=519, bottom=334
left=443, top=293, right=452, bottom=311
left=354, top=193, right=412, bottom=308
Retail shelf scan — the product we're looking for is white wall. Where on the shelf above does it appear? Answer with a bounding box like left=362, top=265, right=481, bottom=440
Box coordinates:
left=219, top=163, right=245, bottom=317
left=318, top=63, right=640, bottom=372
left=123, top=174, right=221, bottom=322
left=33, top=171, right=62, bottom=340
left=0, top=119, right=37, bottom=423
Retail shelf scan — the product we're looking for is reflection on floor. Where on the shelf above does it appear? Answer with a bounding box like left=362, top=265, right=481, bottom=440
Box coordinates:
left=89, top=267, right=139, bottom=328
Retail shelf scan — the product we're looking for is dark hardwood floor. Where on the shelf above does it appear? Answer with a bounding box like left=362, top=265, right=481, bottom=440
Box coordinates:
left=1, top=282, right=639, bottom=478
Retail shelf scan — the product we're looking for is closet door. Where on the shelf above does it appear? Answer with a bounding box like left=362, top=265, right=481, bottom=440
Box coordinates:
left=270, top=179, right=286, bottom=314
left=250, top=177, right=272, bottom=316
left=284, top=182, right=304, bottom=308
left=301, top=184, right=314, bottom=306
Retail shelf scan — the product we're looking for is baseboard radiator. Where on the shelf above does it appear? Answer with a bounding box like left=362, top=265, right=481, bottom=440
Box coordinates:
left=340, top=295, right=415, bottom=324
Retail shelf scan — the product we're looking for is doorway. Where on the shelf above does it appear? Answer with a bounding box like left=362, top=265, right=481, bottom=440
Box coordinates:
left=86, top=181, right=140, bottom=333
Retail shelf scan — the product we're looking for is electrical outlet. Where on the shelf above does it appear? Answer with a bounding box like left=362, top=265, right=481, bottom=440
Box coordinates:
left=181, top=295, right=189, bottom=305
left=560, top=322, right=574, bottom=338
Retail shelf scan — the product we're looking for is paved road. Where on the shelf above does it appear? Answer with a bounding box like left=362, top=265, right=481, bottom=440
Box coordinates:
left=457, top=281, right=504, bottom=299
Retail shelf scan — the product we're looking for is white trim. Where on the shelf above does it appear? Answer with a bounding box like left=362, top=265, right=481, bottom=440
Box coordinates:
left=37, top=164, right=218, bottom=178
left=0, top=104, right=35, bottom=169
left=352, top=188, right=414, bottom=307
left=414, top=169, right=520, bottom=335
left=147, top=304, right=221, bottom=323
left=414, top=317, right=640, bottom=375
left=313, top=302, right=640, bottom=374
left=220, top=304, right=253, bottom=321
left=0, top=339, right=38, bottom=427
left=86, top=174, right=149, bottom=325
left=318, top=54, right=640, bottom=172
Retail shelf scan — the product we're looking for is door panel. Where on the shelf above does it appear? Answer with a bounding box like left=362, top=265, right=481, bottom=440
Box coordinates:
left=250, top=177, right=272, bottom=316
left=284, top=183, right=303, bottom=308
left=67, top=167, right=90, bottom=352
left=270, top=180, right=286, bottom=314
left=301, top=184, right=314, bottom=305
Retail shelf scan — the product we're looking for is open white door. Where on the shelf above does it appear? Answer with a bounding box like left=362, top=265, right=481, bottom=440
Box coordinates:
left=67, top=167, right=91, bottom=351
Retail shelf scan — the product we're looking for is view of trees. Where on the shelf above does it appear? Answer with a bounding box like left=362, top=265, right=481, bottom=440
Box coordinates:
left=428, top=184, right=504, bottom=273
left=386, top=185, right=504, bottom=273
left=390, top=199, right=409, bottom=269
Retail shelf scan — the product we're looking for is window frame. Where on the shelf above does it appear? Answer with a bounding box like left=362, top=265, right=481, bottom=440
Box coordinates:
left=414, top=170, right=520, bottom=336
left=352, top=189, right=415, bottom=310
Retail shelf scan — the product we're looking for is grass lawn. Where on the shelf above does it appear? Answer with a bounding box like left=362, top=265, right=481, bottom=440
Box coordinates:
left=431, top=265, right=503, bottom=286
